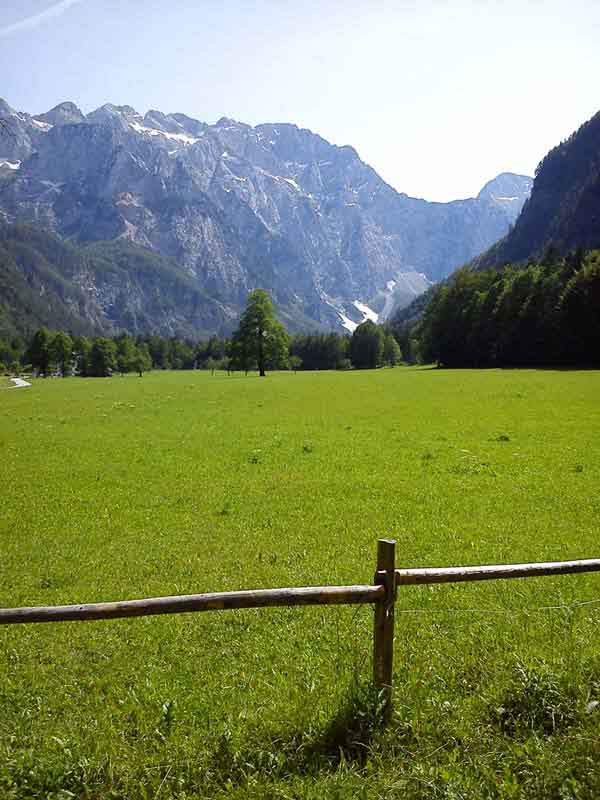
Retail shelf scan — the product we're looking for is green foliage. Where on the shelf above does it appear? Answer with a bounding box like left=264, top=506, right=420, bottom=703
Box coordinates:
left=133, top=343, right=152, bottom=376
left=0, top=221, right=227, bottom=339
left=50, top=331, right=73, bottom=376
left=231, top=289, right=289, bottom=376
left=204, top=356, right=219, bottom=374
left=0, top=225, right=100, bottom=340
left=350, top=320, right=384, bottom=369
left=476, top=109, right=600, bottom=269
left=289, top=333, right=349, bottom=370
left=113, top=335, right=153, bottom=377
left=1, top=368, right=600, bottom=798
left=560, top=255, right=600, bottom=363
left=492, top=661, right=577, bottom=737
left=73, top=335, right=92, bottom=376
left=382, top=333, right=402, bottom=366
left=289, top=354, right=303, bottom=372
left=115, top=334, right=138, bottom=375
left=27, top=327, right=52, bottom=375
left=9, top=328, right=246, bottom=376
left=88, top=338, right=117, bottom=377
left=0, top=336, right=24, bottom=371
left=417, top=251, right=600, bottom=367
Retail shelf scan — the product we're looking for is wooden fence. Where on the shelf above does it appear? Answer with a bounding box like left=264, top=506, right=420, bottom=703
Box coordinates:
left=2, top=539, right=600, bottom=718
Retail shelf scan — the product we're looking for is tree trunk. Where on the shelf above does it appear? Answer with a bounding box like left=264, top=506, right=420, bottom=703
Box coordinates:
left=258, top=325, right=265, bottom=376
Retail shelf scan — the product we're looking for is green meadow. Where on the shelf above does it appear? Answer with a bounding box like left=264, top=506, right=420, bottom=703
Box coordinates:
left=1, top=367, right=600, bottom=799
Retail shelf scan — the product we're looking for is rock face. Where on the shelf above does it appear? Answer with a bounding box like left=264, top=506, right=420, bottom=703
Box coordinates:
left=35, top=101, right=86, bottom=128
left=477, top=172, right=533, bottom=208
left=0, top=98, right=532, bottom=333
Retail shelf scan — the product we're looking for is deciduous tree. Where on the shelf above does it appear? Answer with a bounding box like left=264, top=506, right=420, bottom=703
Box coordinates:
left=383, top=334, right=402, bottom=366
left=89, top=338, right=117, bottom=377
left=50, top=331, right=73, bottom=376
left=116, top=335, right=137, bottom=375
left=73, top=336, right=92, bottom=376
left=133, top=344, right=152, bottom=376
left=231, top=289, right=288, bottom=376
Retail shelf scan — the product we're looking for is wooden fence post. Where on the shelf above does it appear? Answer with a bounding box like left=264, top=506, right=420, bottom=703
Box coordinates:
left=373, top=538, right=396, bottom=720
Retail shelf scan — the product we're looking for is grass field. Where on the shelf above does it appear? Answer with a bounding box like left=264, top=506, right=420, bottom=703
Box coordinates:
left=1, top=367, right=600, bottom=799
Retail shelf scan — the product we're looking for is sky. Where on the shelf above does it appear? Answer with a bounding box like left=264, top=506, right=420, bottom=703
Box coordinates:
left=1, top=0, right=600, bottom=201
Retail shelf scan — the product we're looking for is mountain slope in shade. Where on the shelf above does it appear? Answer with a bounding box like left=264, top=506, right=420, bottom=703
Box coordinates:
left=0, top=98, right=531, bottom=333
left=0, top=222, right=233, bottom=340
left=475, top=112, right=600, bottom=269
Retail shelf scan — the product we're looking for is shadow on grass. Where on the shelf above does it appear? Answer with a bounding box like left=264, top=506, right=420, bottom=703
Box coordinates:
left=208, top=682, right=386, bottom=785
left=294, top=682, right=386, bottom=769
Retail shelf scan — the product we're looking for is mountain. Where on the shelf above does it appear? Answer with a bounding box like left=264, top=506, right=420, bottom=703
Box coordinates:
left=0, top=222, right=232, bottom=340
left=390, top=109, right=600, bottom=365
left=477, top=172, right=533, bottom=214
left=0, top=224, right=98, bottom=340
left=0, top=98, right=531, bottom=334
left=475, top=111, right=600, bottom=269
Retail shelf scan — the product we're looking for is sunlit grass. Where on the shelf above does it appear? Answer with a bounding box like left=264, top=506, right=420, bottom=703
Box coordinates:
left=1, top=367, right=600, bottom=798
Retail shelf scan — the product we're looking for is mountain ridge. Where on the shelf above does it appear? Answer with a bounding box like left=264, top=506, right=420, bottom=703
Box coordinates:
left=390, top=108, right=600, bottom=357
left=473, top=110, right=600, bottom=269
left=0, top=97, right=531, bottom=334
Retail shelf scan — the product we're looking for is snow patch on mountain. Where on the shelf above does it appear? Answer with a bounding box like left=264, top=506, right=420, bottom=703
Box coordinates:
left=353, top=300, right=379, bottom=323
left=0, top=97, right=533, bottom=335
left=129, top=121, right=199, bottom=145
left=321, top=296, right=359, bottom=333
left=283, top=177, right=300, bottom=191
left=337, top=312, right=358, bottom=332
left=31, top=119, right=53, bottom=132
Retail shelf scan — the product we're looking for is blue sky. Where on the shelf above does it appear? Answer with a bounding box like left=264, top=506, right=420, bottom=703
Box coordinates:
left=2, top=0, right=600, bottom=201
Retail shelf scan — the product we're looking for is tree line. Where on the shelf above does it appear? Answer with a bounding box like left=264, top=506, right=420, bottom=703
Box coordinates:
left=1, top=290, right=404, bottom=376
left=410, top=249, right=600, bottom=367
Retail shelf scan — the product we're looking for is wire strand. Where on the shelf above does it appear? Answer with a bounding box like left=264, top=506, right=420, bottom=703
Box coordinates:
left=396, top=597, right=600, bottom=616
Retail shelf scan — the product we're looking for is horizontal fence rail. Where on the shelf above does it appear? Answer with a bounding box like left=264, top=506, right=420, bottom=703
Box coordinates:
left=394, top=558, right=600, bottom=586
left=2, top=542, right=600, bottom=719
left=0, top=584, right=384, bottom=625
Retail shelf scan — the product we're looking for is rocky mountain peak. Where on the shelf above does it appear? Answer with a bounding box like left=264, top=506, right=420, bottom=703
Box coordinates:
left=215, top=116, right=240, bottom=128
left=85, top=104, right=140, bottom=131
left=0, top=98, right=16, bottom=115
left=478, top=172, right=533, bottom=204
left=0, top=97, right=533, bottom=334
left=35, top=101, right=85, bottom=127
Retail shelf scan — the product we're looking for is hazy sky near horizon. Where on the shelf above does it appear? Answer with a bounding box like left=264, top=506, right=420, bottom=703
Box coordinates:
left=1, top=0, right=599, bottom=201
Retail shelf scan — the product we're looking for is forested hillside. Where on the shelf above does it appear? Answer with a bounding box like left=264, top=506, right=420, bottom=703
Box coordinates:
left=391, top=109, right=600, bottom=365
left=0, top=222, right=231, bottom=339
left=476, top=110, right=600, bottom=268
left=415, top=251, right=600, bottom=367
